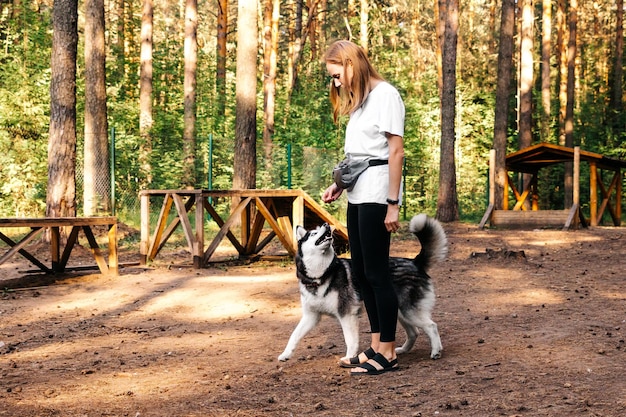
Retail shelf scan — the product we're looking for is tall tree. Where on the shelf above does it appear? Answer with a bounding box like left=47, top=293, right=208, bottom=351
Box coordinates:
left=47, top=0, right=78, bottom=219
left=360, top=0, right=368, bottom=51
left=493, top=0, right=515, bottom=210
left=556, top=0, right=567, bottom=145
left=182, top=0, right=198, bottom=187
left=435, top=0, right=444, bottom=98
left=609, top=0, right=624, bottom=129
left=288, top=0, right=303, bottom=95
left=215, top=0, right=228, bottom=136
left=563, top=0, right=577, bottom=207
left=262, top=0, right=280, bottom=172
left=436, top=0, right=459, bottom=221
left=84, top=0, right=109, bottom=215
left=233, top=0, right=258, bottom=190
left=540, top=0, right=552, bottom=142
left=518, top=0, right=533, bottom=149
left=518, top=0, right=534, bottom=210
left=114, top=0, right=126, bottom=85
left=139, top=0, right=153, bottom=188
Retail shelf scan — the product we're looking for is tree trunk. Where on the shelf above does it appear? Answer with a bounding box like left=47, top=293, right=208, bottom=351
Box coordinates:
left=216, top=0, right=228, bottom=137
left=557, top=0, right=567, bottom=146
left=139, top=0, right=153, bottom=188
left=288, top=0, right=303, bottom=95
left=47, top=0, right=78, bottom=220
left=182, top=0, right=198, bottom=188
left=360, top=0, right=368, bottom=51
left=610, top=0, right=624, bottom=129
left=84, top=0, right=110, bottom=215
left=115, top=0, right=125, bottom=84
left=287, top=0, right=319, bottom=95
left=493, top=0, right=515, bottom=210
left=435, top=0, right=445, bottom=99
left=518, top=0, right=533, bottom=149
left=262, top=0, right=280, bottom=177
left=564, top=0, right=577, bottom=207
left=517, top=0, right=534, bottom=210
left=234, top=0, right=257, bottom=190
left=436, top=0, right=459, bottom=222
left=540, top=0, right=552, bottom=142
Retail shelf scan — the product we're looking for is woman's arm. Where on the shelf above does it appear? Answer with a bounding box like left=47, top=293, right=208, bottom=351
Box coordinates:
left=384, top=133, right=404, bottom=232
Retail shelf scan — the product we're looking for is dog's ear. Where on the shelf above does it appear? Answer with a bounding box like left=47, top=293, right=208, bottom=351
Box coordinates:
left=295, top=225, right=307, bottom=240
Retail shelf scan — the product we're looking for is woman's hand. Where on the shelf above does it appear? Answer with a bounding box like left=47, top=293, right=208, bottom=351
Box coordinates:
left=384, top=204, right=401, bottom=233
left=322, top=183, right=343, bottom=203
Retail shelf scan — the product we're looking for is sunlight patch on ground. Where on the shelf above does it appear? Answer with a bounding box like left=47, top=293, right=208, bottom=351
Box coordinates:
left=504, top=288, right=565, bottom=305
left=139, top=272, right=296, bottom=321
left=10, top=331, right=241, bottom=364
left=19, top=290, right=137, bottom=325
left=470, top=265, right=566, bottom=307
left=596, top=290, right=626, bottom=300
left=504, top=231, right=605, bottom=249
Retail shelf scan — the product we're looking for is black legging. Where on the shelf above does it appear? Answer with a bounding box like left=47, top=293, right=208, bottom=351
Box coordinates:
left=347, top=202, right=398, bottom=342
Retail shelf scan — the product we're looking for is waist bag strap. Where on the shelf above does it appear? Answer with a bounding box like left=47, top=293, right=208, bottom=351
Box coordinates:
left=368, top=159, right=389, bottom=167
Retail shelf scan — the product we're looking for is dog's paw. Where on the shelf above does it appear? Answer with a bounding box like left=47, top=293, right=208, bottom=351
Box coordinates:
left=277, top=352, right=290, bottom=362
left=430, top=350, right=442, bottom=360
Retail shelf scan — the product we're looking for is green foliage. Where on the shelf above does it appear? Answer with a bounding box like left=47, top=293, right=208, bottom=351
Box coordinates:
left=0, top=5, right=52, bottom=216
left=1, top=0, right=624, bottom=226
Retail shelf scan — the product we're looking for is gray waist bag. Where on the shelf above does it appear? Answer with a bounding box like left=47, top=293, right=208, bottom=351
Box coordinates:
left=333, top=158, right=388, bottom=190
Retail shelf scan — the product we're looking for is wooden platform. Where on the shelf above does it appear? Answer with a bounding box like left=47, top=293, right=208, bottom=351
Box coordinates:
left=139, top=189, right=349, bottom=268
left=489, top=208, right=581, bottom=229
left=0, top=216, right=118, bottom=275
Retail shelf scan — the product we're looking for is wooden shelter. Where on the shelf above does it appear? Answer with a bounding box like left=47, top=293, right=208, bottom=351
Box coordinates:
left=479, top=143, right=626, bottom=230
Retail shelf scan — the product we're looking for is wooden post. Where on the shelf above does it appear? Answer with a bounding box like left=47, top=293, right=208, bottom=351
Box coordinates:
left=194, top=192, right=205, bottom=268
left=573, top=147, right=580, bottom=207
left=140, top=192, right=149, bottom=265
left=108, top=223, right=118, bottom=274
left=292, top=193, right=304, bottom=253
left=531, top=174, right=539, bottom=210
left=478, top=150, right=496, bottom=229
left=590, top=162, right=598, bottom=226
left=50, top=226, right=61, bottom=272
left=489, top=149, right=495, bottom=207
left=616, top=168, right=622, bottom=225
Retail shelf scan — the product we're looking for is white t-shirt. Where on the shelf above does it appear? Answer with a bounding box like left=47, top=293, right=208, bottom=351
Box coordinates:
left=344, top=81, right=405, bottom=205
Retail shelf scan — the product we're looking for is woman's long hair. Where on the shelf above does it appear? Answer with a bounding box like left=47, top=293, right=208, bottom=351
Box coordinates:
left=323, top=40, right=384, bottom=123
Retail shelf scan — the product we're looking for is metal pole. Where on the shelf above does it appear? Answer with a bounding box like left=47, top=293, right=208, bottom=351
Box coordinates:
left=208, top=133, right=213, bottom=204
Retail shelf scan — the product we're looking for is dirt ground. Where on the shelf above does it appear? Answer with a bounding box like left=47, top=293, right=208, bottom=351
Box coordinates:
left=1, top=221, right=625, bottom=417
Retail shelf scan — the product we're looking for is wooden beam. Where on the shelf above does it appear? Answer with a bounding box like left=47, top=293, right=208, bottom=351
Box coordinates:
left=0, top=228, right=49, bottom=272
left=202, top=198, right=245, bottom=253
left=203, top=197, right=252, bottom=263
left=590, top=162, right=598, bottom=226
left=573, top=147, right=580, bottom=206
left=140, top=192, right=150, bottom=265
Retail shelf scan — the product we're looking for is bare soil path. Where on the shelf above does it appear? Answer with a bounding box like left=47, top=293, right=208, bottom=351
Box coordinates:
left=1, top=222, right=625, bottom=416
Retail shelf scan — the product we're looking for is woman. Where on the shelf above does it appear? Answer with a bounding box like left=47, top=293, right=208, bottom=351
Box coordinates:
left=321, top=40, right=405, bottom=376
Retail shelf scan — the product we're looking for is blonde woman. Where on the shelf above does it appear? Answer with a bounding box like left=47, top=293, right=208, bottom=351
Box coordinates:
left=321, top=40, right=406, bottom=376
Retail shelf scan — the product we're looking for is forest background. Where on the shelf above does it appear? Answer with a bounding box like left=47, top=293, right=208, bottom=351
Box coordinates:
left=0, top=0, right=625, bottom=229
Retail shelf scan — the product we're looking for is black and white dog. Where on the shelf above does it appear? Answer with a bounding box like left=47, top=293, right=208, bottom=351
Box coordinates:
left=278, top=214, right=447, bottom=362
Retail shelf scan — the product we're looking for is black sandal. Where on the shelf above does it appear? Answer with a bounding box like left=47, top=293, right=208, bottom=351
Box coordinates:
left=350, top=353, right=399, bottom=376
left=339, top=347, right=377, bottom=368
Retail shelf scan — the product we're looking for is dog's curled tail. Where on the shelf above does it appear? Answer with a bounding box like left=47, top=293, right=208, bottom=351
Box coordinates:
left=409, top=214, right=448, bottom=272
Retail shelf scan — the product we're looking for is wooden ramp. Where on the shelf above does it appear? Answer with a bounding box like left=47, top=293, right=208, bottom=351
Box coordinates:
left=139, top=189, right=348, bottom=267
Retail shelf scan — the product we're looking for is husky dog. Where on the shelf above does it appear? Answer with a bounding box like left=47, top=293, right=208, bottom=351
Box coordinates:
left=278, top=214, right=447, bottom=362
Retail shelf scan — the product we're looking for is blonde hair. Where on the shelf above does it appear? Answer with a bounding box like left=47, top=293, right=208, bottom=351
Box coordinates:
left=323, top=40, right=384, bottom=123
